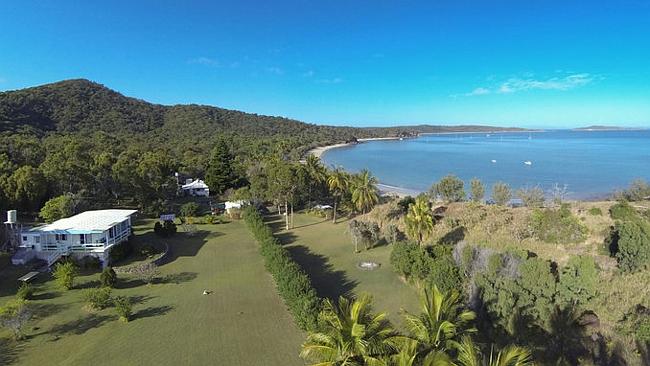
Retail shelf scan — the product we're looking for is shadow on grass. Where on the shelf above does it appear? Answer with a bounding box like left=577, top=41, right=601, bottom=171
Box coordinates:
left=157, top=231, right=215, bottom=266
left=32, top=303, right=69, bottom=319
left=30, top=291, right=58, bottom=301
left=438, top=226, right=466, bottom=245
left=160, top=272, right=198, bottom=284
left=127, top=294, right=157, bottom=305
left=132, top=305, right=173, bottom=321
left=287, top=245, right=357, bottom=300
left=75, top=280, right=101, bottom=289
left=292, top=219, right=330, bottom=230
left=49, top=313, right=117, bottom=337
left=116, top=278, right=146, bottom=289
left=0, top=337, right=21, bottom=365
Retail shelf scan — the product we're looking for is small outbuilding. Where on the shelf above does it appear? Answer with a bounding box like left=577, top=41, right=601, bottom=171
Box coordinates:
left=182, top=179, right=210, bottom=197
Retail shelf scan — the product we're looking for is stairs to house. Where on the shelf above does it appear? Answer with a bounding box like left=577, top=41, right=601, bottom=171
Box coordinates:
left=46, top=248, right=69, bottom=267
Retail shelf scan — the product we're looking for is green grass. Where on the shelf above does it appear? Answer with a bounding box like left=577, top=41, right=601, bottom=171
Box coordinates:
left=268, top=212, right=420, bottom=327
left=0, top=220, right=304, bottom=366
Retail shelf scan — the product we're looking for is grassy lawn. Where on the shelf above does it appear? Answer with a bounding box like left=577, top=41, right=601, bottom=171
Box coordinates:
left=268, top=212, right=420, bottom=327
left=0, top=220, right=304, bottom=366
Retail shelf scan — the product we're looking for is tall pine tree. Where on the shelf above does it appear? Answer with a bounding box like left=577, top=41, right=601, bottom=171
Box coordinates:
left=205, top=139, right=236, bottom=196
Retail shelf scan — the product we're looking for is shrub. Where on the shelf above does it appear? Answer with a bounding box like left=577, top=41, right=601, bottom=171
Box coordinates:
left=612, top=219, right=650, bottom=273
left=390, top=242, right=461, bottom=293
left=110, top=239, right=133, bottom=262
left=16, top=283, right=33, bottom=300
left=430, top=175, right=465, bottom=202
left=619, top=179, right=650, bottom=202
left=100, top=267, right=118, bottom=288
left=206, top=214, right=221, bottom=224
left=609, top=201, right=639, bottom=221
left=52, top=261, right=77, bottom=290
left=154, top=220, right=177, bottom=237
left=492, top=181, right=512, bottom=206
left=516, top=186, right=545, bottom=208
left=75, top=255, right=101, bottom=270
left=426, top=246, right=463, bottom=294
left=0, top=299, right=32, bottom=340
left=82, top=287, right=112, bottom=310
left=180, top=202, right=200, bottom=218
left=530, top=206, right=587, bottom=244
left=557, top=256, right=599, bottom=307
left=470, top=178, right=485, bottom=203
left=587, top=207, right=602, bottom=216
left=163, top=220, right=177, bottom=236
left=397, top=196, right=416, bottom=214
left=638, top=317, right=650, bottom=342
left=137, top=243, right=156, bottom=258
left=384, top=224, right=403, bottom=245
left=390, top=242, right=431, bottom=280
left=242, top=207, right=321, bottom=331
left=113, top=296, right=132, bottom=322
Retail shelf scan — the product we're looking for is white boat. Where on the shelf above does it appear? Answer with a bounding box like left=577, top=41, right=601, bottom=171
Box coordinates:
left=524, top=161, right=532, bottom=165
left=491, top=159, right=497, bottom=163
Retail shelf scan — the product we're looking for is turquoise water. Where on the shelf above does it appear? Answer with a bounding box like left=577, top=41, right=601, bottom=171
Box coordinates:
left=321, top=130, right=650, bottom=199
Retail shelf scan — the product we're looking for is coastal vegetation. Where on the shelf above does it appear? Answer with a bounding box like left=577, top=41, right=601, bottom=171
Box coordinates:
left=1, top=80, right=650, bottom=365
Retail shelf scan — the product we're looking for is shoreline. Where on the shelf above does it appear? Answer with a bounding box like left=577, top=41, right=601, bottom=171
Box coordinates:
left=308, top=130, right=627, bottom=201
left=308, top=136, right=403, bottom=159
left=308, top=129, right=545, bottom=159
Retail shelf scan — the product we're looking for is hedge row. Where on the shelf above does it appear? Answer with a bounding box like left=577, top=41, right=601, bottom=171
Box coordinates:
left=242, top=207, right=321, bottom=330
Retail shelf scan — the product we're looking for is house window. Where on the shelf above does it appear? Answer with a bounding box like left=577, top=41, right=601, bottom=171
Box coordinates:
left=35, top=237, right=40, bottom=244
left=22, top=236, right=28, bottom=242
left=55, top=234, right=67, bottom=241
left=80, top=234, right=85, bottom=244
left=109, top=227, right=114, bottom=238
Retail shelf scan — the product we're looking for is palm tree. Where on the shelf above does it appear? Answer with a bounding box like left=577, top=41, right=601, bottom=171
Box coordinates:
left=300, top=294, right=399, bottom=366
left=381, top=339, right=453, bottom=366
left=305, top=155, right=328, bottom=207
left=455, top=336, right=534, bottom=366
left=351, top=169, right=380, bottom=214
left=405, top=195, right=435, bottom=245
left=328, top=167, right=349, bottom=223
left=402, top=285, right=476, bottom=361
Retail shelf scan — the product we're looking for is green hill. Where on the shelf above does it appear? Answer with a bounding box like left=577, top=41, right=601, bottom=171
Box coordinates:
left=0, top=79, right=525, bottom=146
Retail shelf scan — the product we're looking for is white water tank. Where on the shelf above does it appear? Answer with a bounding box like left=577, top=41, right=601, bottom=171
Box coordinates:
left=6, top=210, right=17, bottom=224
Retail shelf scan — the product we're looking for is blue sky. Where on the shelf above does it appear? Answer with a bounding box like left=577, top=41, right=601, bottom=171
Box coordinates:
left=1, top=1, right=649, bottom=128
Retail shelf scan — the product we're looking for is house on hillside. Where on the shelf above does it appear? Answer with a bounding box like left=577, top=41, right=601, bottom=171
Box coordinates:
left=14, top=209, right=137, bottom=267
left=181, top=179, right=210, bottom=197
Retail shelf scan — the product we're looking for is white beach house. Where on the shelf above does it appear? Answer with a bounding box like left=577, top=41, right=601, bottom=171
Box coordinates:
left=181, top=179, right=210, bottom=197
left=16, top=209, right=137, bottom=267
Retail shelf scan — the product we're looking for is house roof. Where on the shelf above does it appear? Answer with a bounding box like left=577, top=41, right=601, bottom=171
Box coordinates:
left=182, top=179, right=209, bottom=190
left=29, top=209, right=138, bottom=234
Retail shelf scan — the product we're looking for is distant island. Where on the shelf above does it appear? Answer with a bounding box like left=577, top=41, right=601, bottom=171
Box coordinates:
left=574, top=125, right=647, bottom=131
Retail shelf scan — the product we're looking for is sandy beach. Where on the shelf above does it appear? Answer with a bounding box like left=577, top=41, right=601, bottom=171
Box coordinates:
left=307, top=137, right=420, bottom=197
left=308, top=136, right=403, bottom=159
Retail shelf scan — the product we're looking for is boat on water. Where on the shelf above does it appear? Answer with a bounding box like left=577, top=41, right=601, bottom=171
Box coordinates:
left=524, top=161, right=532, bottom=165
left=491, top=159, right=497, bottom=163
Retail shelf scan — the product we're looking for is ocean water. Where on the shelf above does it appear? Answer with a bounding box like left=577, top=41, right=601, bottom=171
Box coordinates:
left=321, top=130, right=650, bottom=200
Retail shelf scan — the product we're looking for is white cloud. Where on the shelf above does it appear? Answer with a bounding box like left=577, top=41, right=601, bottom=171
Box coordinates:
left=497, top=73, right=593, bottom=93
left=316, top=77, right=343, bottom=84
left=302, top=70, right=315, bottom=77
left=456, top=72, right=596, bottom=97
left=187, top=57, right=220, bottom=67
left=467, top=87, right=490, bottom=96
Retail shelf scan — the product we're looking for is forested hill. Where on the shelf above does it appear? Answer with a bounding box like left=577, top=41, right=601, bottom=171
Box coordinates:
left=0, top=79, right=523, bottom=215
left=0, top=79, right=525, bottom=141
